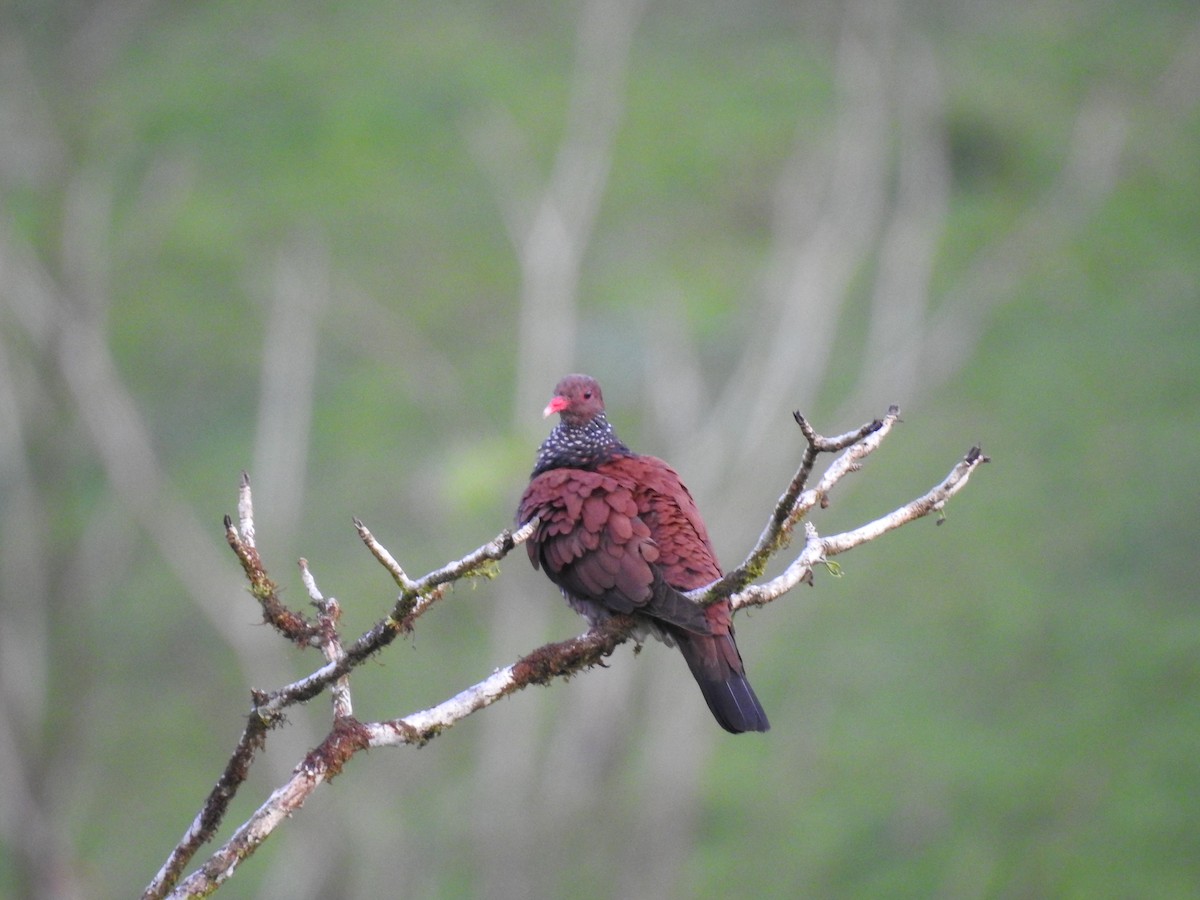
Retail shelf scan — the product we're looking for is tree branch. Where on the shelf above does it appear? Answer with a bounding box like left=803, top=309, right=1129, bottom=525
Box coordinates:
left=728, top=444, right=989, bottom=611
left=703, top=405, right=897, bottom=599
left=143, top=407, right=985, bottom=899
left=143, top=707, right=273, bottom=899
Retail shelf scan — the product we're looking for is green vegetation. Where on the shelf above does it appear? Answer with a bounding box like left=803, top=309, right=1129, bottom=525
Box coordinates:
left=2, top=1, right=1198, bottom=897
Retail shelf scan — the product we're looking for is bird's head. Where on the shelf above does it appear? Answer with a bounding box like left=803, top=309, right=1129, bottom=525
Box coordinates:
left=544, top=374, right=606, bottom=427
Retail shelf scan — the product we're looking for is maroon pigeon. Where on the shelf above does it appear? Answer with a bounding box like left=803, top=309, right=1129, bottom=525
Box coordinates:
left=517, top=374, right=769, bottom=733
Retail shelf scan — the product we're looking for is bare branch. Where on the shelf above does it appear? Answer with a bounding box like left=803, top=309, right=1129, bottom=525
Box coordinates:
left=371, top=618, right=630, bottom=748
left=353, top=517, right=417, bottom=592
left=159, top=621, right=629, bottom=898
left=729, top=444, right=989, bottom=611
left=300, top=559, right=353, bottom=721
left=412, top=518, right=535, bottom=593
left=247, top=517, right=538, bottom=718
left=159, top=716, right=372, bottom=900
left=820, top=445, right=989, bottom=555
left=146, top=415, right=984, bottom=899
left=704, top=406, right=898, bottom=599
left=223, top=512, right=318, bottom=647
left=235, top=471, right=255, bottom=549
left=143, top=709, right=273, bottom=900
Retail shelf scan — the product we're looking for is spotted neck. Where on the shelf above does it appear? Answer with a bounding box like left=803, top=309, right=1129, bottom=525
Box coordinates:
left=531, top=413, right=631, bottom=476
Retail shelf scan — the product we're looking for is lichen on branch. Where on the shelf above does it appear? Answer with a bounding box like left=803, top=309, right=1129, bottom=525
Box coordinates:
left=143, top=407, right=986, bottom=900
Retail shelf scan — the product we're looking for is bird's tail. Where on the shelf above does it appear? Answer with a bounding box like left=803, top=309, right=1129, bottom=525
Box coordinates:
left=674, top=629, right=769, bottom=734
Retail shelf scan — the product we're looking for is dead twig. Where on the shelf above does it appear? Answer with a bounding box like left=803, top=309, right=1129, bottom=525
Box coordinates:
left=143, top=406, right=985, bottom=900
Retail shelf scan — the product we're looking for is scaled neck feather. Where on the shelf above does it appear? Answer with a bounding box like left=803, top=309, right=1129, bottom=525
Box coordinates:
left=532, top=413, right=631, bottom=476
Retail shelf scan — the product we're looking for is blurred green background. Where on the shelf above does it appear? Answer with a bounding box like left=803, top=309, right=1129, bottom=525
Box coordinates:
left=1, top=1, right=1198, bottom=897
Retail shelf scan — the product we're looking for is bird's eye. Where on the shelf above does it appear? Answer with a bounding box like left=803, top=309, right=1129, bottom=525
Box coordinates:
left=582, top=390, right=592, bottom=400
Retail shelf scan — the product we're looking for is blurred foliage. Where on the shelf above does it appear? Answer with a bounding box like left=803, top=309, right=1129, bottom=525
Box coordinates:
left=1, top=0, right=1199, bottom=898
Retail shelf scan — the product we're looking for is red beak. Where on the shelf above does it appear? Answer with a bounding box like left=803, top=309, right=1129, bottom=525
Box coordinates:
left=543, top=395, right=570, bottom=418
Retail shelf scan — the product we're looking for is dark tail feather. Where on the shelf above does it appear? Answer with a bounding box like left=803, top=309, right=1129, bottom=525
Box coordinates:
left=675, top=631, right=769, bottom=734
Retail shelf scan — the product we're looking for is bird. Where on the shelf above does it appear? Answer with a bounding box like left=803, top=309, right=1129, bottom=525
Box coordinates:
left=517, top=374, right=769, bottom=733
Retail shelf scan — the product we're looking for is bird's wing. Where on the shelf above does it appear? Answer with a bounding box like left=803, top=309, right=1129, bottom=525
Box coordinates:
left=598, top=456, right=723, bottom=591
left=518, top=468, right=709, bottom=634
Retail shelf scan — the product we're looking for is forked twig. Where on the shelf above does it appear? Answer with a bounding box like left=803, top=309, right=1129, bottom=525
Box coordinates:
left=143, top=407, right=986, bottom=899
